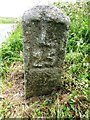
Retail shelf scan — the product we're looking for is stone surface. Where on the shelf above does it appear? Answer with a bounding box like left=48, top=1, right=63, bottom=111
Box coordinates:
left=22, top=5, right=70, bottom=98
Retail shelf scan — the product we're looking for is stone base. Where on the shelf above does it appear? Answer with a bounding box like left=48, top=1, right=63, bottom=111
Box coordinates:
left=25, top=68, right=62, bottom=99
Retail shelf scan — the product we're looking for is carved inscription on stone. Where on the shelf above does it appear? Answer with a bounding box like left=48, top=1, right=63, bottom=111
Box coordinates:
left=29, top=21, right=62, bottom=68
left=32, top=45, right=57, bottom=68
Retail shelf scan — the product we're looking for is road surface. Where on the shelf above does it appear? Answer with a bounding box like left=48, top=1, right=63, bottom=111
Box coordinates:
left=0, top=24, right=16, bottom=48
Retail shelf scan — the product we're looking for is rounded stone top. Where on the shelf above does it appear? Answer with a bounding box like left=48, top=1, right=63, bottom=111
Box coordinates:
left=22, top=5, right=70, bottom=27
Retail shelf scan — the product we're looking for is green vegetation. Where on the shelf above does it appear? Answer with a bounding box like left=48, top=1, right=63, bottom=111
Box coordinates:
left=0, top=17, right=18, bottom=24
left=0, top=1, right=89, bottom=119
left=0, top=23, right=23, bottom=79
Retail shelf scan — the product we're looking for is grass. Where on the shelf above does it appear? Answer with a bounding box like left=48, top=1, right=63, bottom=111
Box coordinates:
left=0, top=0, right=89, bottom=119
left=0, top=17, right=18, bottom=24
left=0, top=59, right=89, bottom=119
left=0, top=22, right=23, bottom=79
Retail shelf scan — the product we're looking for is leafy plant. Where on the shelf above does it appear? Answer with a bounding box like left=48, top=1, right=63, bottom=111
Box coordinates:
left=55, top=0, right=89, bottom=54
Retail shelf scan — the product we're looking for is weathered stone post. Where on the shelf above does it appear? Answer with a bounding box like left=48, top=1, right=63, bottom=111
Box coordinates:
left=22, top=5, right=70, bottom=99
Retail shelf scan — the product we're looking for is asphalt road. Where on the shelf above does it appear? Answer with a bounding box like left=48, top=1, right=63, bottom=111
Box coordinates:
left=0, top=24, right=16, bottom=47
